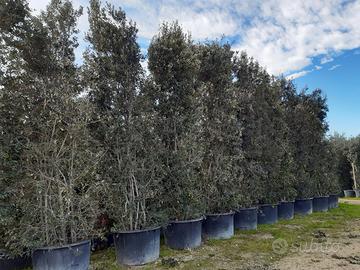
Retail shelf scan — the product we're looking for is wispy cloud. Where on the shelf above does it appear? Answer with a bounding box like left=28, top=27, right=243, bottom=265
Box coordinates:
left=329, top=64, right=341, bottom=71
left=320, top=55, right=334, bottom=64
left=286, top=70, right=311, bottom=80
left=28, top=0, right=360, bottom=76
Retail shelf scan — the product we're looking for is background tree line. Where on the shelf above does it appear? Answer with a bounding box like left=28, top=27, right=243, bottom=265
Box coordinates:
left=0, top=0, right=346, bottom=256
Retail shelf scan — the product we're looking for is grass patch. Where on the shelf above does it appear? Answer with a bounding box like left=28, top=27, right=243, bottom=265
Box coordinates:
left=90, top=203, right=360, bottom=269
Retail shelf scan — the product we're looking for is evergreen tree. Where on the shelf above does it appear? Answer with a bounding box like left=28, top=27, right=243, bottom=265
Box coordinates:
left=1, top=0, right=103, bottom=253
left=233, top=53, right=295, bottom=204
left=284, top=85, right=330, bottom=198
left=330, top=134, right=360, bottom=191
left=197, top=41, right=243, bottom=213
left=232, top=52, right=267, bottom=205
left=84, top=0, right=163, bottom=231
left=0, top=0, right=32, bottom=256
left=147, top=22, right=204, bottom=220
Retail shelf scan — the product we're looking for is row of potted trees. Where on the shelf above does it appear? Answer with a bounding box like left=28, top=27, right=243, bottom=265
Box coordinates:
left=0, top=0, right=343, bottom=270
left=115, top=194, right=340, bottom=266
left=38, top=195, right=341, bottom=268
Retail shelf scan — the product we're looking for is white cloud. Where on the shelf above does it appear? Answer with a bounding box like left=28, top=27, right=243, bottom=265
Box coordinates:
left=320, top=55, right=334, bottom=64
left=27, top=0, right=360, bottom=76
left=329, top=64, right=341, bottom=71
left=315, top=65, right=322, bottom=70
left=286, top=70, right=311, bottom=80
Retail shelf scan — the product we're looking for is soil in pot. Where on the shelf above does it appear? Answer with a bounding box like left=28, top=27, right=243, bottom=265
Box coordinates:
left=328, top=194, right=339, bottom=209
left=163, top=217, right=203, bottom=250
left=32, top=240, right=91, bottom=270
left=113, top=227, right=160, bottom=266
left=343, top=190, right=356, bottom=197
left=313, top=196, right=329, bottom=212
left=234, top=207, right=257, bottom=230
left=257, top=204, right=278, bottom=225
left=203, top=212, right=234, bottom=240
left=294, top=198, right=313, bottom=215
left=0, top=253, right=31, bottom=270
left=278, top=201, right=295, bottom=220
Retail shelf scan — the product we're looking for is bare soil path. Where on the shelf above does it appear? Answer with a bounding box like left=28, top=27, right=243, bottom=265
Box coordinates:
left=273, top=219, right=360, bottom=270
left=339, top=198, right=360, bottom=205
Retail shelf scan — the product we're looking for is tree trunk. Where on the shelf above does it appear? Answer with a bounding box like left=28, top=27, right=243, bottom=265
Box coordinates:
left=351, top=162, right=357, bottom=190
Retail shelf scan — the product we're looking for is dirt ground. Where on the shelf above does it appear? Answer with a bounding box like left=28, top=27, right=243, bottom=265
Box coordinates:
left=340, top=198, right=360, bottom=205
left=275, top=200, right=360, bottom=270
left=273, top=219, right=360, bottom=270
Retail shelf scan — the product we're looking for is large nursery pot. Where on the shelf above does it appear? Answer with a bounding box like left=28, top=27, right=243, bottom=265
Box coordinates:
left=113, top=227, right=160, bottom=266
left=328, top=194, right=339, bottom=209
left=343, top=190, right=356, bottom=197
left=312, top=196, right=329, bottom=212
left=294, top=198, right=313, bottom=215
left=234, top=207, right=258, bottom=230
left=203, top=212, right=234, bottom=240
left=278, top=201, right=295, bottom=220
left=163, top=217, right=203, bottom=250
left=0, top=253, right=31, bottom=270
left=32, top=240, right=91, bottom=270
left=257, top=204, right=278, bottom=225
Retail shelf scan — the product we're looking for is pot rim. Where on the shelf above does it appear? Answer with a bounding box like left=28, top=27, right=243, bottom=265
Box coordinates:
left=258, top=203, right=279, bottom=207
left=34, top=239, right=90, bottom=252
left=237, top=206, right=258, bottom=211
left=313, top=196, right=330, bottom=199
left=295, top=198, right=313, bottom=201
left=114, top=226, right=161, bottom=234
left=280, top=200, right=295, bottom=203
left=168, top=216, right=204, bottom=224
left=205, top=211, right=235, bottom=217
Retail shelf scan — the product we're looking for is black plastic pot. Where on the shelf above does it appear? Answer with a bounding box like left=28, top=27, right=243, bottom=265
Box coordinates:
left=32, top=240, right=90, bottom=270
left=278, top=201, right=295, bottom=220
left=328, top=194, right=339, bottom=209
left=114, top=227, right=160, bottom=266
left=234, top=207, right=257, bottom=230
left=257, top=204, right=278, bottom=225
left=164, top=217, right=203, bottom=250
left=0, top=254, right=31, bottom=270
left=203, top=212, right=234, bottom=240
left=313, top=196, right=329, bottom=212
left=355, top=189, right=360, bottom=198
left=294, top=198, right=313, bottom=215
left=343, top=190, right=356, bottom=197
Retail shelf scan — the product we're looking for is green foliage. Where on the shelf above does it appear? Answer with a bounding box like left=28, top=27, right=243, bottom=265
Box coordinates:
left=329, top=133, right=360, bottom=190
left=147, top=22, right=204, bottom=220
left=83, top=0, right=164, bottom=231
left=281, top=82, right=331, bottom=198
left=233, top=54, right=296, bottom=204
left=197, top=41, right=243, bottom=212
left=1, top=0, right=103, bottom=254
left=0, top=0, right=349, bottom=256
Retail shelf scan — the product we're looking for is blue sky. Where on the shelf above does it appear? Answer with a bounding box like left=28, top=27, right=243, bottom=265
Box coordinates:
left=294, top=48, right=360, bottom=137
left=28, top=0, right=360, bottom=137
